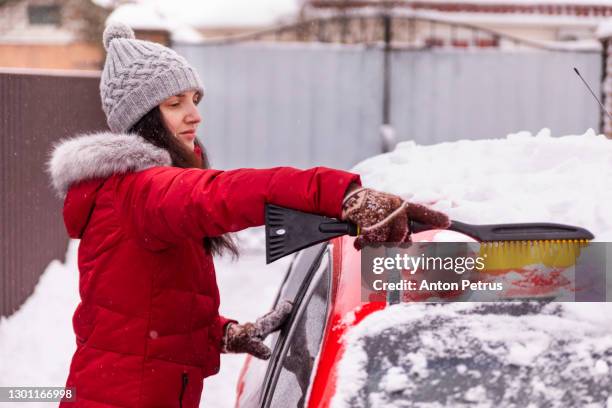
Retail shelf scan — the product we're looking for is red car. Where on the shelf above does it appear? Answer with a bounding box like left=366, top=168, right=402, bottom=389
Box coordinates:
left=235, top=235, right=374, bottom=408
left=235, top=233, right=612, bottom=407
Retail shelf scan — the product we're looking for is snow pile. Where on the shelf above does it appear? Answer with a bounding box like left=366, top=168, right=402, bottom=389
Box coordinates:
left=332, top=129, right=612, bottom=407
left=353, top=128, right=612, bottom=239
left=0, top=241, right=80, bottom=391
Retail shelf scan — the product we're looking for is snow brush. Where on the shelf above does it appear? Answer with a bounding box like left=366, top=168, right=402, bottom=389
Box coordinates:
left=264, top=204, right=594, bottom=268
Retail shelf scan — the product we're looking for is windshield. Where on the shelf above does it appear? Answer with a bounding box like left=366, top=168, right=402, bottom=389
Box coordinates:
left=332, top=302, right=612, bottom=407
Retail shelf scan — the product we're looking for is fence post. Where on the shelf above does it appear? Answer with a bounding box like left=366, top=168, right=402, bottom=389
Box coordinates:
left=380, top=10, right=396, bottom=153
left=601, top=36, right=612, bottom=138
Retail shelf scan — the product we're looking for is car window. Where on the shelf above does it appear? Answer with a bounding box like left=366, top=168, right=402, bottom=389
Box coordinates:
left=334, top=302, right=612, bottom=407
left=264, top=242, right=328, bottom=357
left=266, top=248, right=332, bottom=408
left=236, top=243, right=329, bottom=408
left=275, top=242, right=328, bottom=304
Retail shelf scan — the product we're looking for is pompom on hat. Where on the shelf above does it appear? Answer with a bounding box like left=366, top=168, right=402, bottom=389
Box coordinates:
left=100, top=22, right=204, bottom=133
left=102, top=22, right=135, bottom=50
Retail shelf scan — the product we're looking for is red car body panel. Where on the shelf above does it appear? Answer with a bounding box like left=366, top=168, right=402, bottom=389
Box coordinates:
left=306, top=235, right=385, bottom=408
left=308, top=230, right=453, bottom=407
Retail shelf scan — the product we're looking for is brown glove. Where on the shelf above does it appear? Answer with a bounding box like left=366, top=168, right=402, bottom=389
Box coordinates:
left=221, top=300, right=293, bottom=360
left=341, top=186, right=450, bottom=250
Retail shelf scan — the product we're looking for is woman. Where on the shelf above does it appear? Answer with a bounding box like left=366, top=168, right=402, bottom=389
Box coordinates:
left=48, top=23, right=449, bottom=407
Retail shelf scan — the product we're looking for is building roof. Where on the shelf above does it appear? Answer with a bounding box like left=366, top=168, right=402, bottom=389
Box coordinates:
left=106, top=0, right=299, bottom=30
left=306, top=1, right=612, bottom=17
left=106, top=3, right=204, bottom=43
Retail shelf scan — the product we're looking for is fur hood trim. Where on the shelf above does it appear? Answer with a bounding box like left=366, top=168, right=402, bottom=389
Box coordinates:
left=48, top=132, right=172, bottom=198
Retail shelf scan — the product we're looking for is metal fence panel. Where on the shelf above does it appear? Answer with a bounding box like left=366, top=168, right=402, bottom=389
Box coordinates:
left=176, top=42, right=385, bottom=170
left=390, top=50, right=602, bottom=145
left=176, top=42, right=601, bottom=170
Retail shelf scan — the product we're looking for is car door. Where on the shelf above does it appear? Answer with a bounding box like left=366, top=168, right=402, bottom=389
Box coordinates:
left=262, top=244, right=333, bottom=407
left=235, top=242, right=330, bottom=408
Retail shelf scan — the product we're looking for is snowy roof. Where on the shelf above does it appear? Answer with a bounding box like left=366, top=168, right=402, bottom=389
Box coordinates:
left=105, top=0, right=300, bottom=30
left=597, top=17, right=612, bottom=37
left=310, top=7, right=609, bottom=32
left=308, top=0, right=612, bottom=18
left=310, top=0, right=612, bottom=6
left=174, top=0, right=299, bottom=28
left=106, top=3, right=204, bottom=43
left=405, top=0, right=612, bottom=4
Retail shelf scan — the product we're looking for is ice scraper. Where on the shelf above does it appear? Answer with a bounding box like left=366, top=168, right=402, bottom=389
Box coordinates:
left=264, top=204, right=593, bottom=268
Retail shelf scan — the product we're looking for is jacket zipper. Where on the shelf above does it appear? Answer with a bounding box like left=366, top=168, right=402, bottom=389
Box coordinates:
left=179, top=372, right=189, bottom=408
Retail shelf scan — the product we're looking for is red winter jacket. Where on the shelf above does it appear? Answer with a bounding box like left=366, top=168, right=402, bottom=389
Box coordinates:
left=48, top=132, right=361, bottom=407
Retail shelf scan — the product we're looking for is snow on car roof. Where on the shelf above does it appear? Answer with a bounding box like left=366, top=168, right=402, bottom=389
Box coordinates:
left=332, top=129, right=612, bottom=406
left=350, top=128, right=612, bottom=239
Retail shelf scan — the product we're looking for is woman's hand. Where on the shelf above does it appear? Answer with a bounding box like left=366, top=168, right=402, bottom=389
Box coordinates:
left=341, top=186, right=450, bottom=250
left=222, top=300, right=293, bottom=360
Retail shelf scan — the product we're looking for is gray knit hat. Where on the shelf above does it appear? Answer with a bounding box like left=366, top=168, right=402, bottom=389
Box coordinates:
left=100, top=22, right=204, bottom=133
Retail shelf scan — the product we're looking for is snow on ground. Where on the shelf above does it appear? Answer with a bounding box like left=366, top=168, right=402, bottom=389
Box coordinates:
left=332, top=128, right=612, bottom=407
left=0, top=227, right=290, bottom=408
left=2, top=128, right=612, bottom=406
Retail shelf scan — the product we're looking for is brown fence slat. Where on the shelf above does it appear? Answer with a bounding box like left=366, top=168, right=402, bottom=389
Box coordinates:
left=0, top=69, right=107, bottom=318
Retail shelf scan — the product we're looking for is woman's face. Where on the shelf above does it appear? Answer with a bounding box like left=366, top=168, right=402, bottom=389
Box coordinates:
left=159, top=90, right=202, bottom=151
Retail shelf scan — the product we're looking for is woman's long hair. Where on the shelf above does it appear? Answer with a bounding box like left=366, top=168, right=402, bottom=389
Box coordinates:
left=129, top=106, right=239, bottom=258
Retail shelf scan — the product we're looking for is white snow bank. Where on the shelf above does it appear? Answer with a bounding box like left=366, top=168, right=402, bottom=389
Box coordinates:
left=0, top=241, right=80, bottom=391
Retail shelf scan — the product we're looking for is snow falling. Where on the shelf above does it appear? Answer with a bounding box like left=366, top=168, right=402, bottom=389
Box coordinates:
left=1, top=128, right=612, bottom=406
